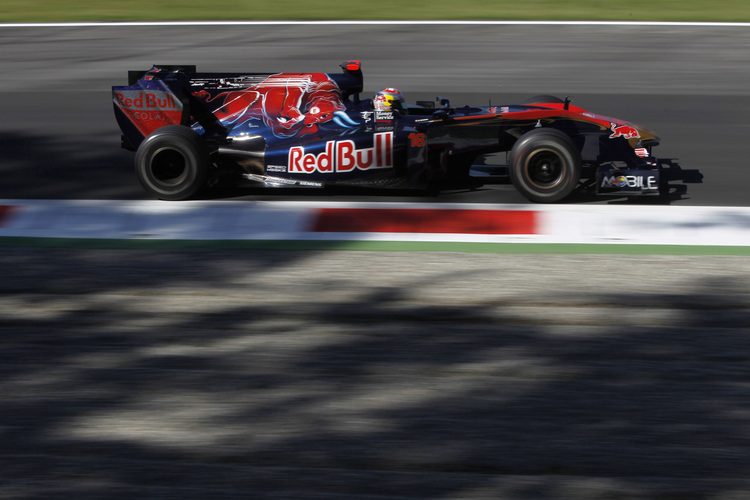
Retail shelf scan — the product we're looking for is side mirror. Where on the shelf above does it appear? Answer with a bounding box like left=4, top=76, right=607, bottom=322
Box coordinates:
left=432, top=109, right=449, bottom=120
left=436, top=96, right=451, bottom=108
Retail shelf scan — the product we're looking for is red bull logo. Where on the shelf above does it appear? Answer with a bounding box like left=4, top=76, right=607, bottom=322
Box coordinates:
left=113, top=89, right=183, bottom=137
left=288, top=132, right=393, bottom=174
left=196, top=73, right=347, bottom=139
left=114, top=90, right=179, bottom=111
left=609, top=122, right=640, bottom=139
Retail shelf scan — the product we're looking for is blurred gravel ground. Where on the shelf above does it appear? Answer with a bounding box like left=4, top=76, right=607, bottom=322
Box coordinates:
left=2, top=248, right=750, bottom=499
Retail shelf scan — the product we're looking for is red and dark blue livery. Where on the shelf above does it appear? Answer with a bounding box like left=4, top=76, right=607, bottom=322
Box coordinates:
left=113, top=61, right=663, bottom=202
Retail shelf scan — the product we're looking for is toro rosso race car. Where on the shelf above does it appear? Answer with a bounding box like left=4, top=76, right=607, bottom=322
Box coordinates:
left=113, top=61, right=662, bottom=202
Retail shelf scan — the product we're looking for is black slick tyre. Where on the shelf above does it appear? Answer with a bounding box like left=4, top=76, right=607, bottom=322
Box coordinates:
left=508, top=128, right=581, bottom=203
left=135, top=125, right=209, bottom=201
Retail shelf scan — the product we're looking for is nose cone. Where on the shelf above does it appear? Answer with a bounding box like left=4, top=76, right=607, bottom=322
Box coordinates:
left=610, top=120, right=660, bottom=147
left=631, top=122, right=659, bottom=142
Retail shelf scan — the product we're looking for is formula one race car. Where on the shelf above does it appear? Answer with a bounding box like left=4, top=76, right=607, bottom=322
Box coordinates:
left=113, top=61, right=662, bottom=202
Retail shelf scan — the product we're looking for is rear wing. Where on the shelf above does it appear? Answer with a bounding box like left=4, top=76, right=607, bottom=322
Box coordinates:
left=113, top=66, right=197, bottom=150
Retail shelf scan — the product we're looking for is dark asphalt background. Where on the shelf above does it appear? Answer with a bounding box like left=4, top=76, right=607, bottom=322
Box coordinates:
left=2, top=24, right=750, bottom=499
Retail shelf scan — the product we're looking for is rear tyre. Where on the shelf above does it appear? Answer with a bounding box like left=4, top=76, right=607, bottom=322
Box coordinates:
left=508, top=129, right=581, bottom=203
left=135, top=125, right=209, bottom=200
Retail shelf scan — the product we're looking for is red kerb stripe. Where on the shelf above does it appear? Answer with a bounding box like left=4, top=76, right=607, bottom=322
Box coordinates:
left=0, top=206, right=15, bottom=227
left=313, top=208, right=537, bottom=234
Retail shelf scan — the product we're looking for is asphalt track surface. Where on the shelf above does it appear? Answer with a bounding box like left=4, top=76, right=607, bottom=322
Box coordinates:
left=3, top=24, right=750, bottom=499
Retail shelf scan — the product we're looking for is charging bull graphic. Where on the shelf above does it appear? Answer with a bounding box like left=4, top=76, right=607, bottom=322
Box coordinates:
left=194, top=73, right=357, bottom=139
left=609, top=122, right=640, bottom=139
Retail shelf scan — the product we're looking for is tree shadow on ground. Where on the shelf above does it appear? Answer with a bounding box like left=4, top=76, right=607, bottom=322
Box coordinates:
left=0, top=131, right=141, bottom=200
left=1, top=248, right=749, bottom=499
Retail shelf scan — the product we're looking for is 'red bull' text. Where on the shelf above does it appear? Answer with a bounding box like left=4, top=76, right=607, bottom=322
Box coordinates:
left=114, top=91, right=179, bottom=110
left=288, top=132, right=393, bottom=174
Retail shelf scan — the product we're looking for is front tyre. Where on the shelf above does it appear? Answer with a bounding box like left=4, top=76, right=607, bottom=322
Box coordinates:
left=135, top=125, right=209, bottom=200
left=508, top=129, right=581, bottom=203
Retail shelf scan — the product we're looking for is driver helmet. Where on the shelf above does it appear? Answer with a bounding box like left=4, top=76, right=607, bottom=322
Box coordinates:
left=374, top=88, right=405, bottom=112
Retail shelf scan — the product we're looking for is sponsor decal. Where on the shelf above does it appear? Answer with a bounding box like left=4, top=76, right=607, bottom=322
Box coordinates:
left=375, top=111, right=394, bottom=122
left=288, top=132, right=393, bottom=174
left=113, top=87, right=183, bottom=137
left=609, top=122, right=640, bottom=139
left=114, top=90, right=179, bottom=111
left=601, top=174, right=658, bottom=190
left=635, top=147, right=649, bottom=158
left=194, top=73, right=348, bottom=139
left=266, top=164, right=287, bottom=173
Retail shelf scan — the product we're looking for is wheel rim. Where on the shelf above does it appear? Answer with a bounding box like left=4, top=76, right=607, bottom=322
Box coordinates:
left=151, top=148, right=188, bottom=187
left=524, top=148, right=566, bottom=190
